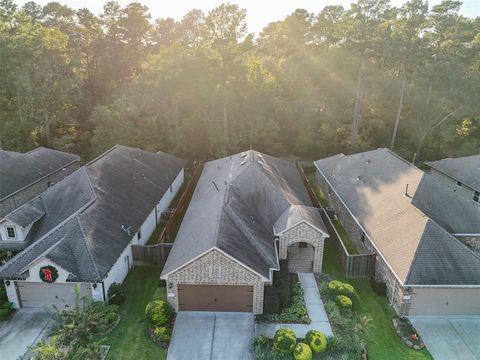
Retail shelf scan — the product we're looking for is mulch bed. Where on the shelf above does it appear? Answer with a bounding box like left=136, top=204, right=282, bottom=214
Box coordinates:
left=392, top=317, right=425, bottom=350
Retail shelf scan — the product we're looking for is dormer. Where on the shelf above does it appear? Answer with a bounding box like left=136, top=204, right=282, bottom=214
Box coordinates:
left=0, top=198, right=45, bottom=244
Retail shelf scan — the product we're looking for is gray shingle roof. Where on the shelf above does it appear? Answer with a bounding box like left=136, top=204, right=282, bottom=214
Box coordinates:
left=162, top=150, right=327, bottom=279
left=0, top=145, right=185, bottom=282
left=5, top=197, right=45, bottom=228
left=0, top=147, right=79, bottom=201
left=407, top=220, right=480, bottom=285
left=315, top=148, right=480, bottom=285
left=426, top=154, right=480, bottom=192
left=274, top=205, right=328, bottom=235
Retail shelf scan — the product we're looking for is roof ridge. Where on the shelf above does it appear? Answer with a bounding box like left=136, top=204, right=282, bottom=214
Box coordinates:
left=222, top=204, right=274, bottom=268
left=76, top=217, right=102, bottom=281
left=85, top=144, right=121, bottom=166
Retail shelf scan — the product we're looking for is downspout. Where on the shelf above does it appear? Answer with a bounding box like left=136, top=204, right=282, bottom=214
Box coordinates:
left=102, top=282, right=106, bottom=302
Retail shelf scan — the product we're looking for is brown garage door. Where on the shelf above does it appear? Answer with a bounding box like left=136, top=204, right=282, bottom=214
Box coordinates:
left=178, top=284, right=253, bottom=312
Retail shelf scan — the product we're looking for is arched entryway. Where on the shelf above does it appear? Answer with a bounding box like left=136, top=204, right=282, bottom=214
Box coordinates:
left=287, top=242, right=315, bottom=273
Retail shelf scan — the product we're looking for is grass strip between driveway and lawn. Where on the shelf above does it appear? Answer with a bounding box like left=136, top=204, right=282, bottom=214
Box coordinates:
left=322, top=239, right=432, bottom=360
left=105, top=266, right=167, bottom=360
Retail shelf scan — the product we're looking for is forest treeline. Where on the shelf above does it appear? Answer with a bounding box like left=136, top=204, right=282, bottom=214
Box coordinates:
left=0, top=0, right=479, bottom=162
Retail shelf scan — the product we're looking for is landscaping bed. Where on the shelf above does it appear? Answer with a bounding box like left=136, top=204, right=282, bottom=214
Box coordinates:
left=320, top=239, right=432, bottom=359
left=254, top=328, right=330, bottom=360
left=256, top=261, right=310, bottom=324
left=31, top=288, right=121, bottom=360
left=392, top=317, right=425, bottom=350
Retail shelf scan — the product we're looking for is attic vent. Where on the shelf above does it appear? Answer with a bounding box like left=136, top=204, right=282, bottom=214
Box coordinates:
left=240, top=160, right=247, bottom=165
left=241, top=152, right=248, bottom=158
left=366, top=159, right=371, bottom=164
left=356, top=176, right=362, bottom=181
left=257, top=160, right=264, bottom=166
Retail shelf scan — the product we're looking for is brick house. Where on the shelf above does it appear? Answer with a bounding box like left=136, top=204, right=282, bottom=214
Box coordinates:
left=161, top=150, right=328, bottom=314
left=315, top=148, right=480, bottom=316
left=0, top=147, right=80, bottom=224
left=0, top=145, right=185, bottom=309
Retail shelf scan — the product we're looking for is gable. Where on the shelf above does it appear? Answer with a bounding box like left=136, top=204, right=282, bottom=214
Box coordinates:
left=165, top=248, right=262, bottom=284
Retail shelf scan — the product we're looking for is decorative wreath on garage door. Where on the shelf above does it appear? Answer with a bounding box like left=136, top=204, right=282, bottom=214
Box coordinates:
left=39, top=265, right=59, bottom=283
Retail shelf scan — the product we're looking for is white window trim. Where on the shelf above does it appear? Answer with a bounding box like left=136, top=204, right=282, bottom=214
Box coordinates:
left=4, top=225, right=17, bottom=240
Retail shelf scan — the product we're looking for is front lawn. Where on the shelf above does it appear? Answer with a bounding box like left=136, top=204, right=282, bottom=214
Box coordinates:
left=105, top=266, right=167, bottom=360
left=322, top=240, right=432, bottom=360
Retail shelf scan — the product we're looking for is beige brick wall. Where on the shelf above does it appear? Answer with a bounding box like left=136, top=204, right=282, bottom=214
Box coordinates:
left=165, top=248, right=265, bottom=313
left=279, top=222, right=325, bottom=273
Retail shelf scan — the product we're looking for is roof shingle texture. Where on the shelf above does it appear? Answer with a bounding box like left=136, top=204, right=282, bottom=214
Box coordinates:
left=426, top=154, right=480, bottom=192
left=162, top=150, right=327, bottom=279
left=0, top=147, right=79, bottom=200
left=315, top=148, right=480, bottom=285
left=0, top=145, right=185, bottom=282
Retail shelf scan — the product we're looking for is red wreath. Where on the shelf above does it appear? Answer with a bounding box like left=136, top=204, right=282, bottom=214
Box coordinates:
left=39, top=265, right=59, bottom=283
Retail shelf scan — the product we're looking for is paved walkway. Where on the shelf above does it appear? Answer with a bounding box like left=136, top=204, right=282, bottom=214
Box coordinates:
left=410, top=316, right=480, bottom=360
left=255, top=273, right=333, bottom=337
left=168, top=312, right=254, bottom=360
left=0, top=308, right=52, bottom=360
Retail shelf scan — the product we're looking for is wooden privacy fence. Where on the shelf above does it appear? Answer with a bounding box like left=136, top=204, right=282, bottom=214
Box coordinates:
left=157, top=161, right=204, bottom=244
left=296, top=161, right=376, bottom=278
left=131, top=161, right=205, bottom=266
left=131, top=243, right=172, bottom=266
left=296, top=162, right=321, bottom=208
left=320, top=208, right=376, bottom=278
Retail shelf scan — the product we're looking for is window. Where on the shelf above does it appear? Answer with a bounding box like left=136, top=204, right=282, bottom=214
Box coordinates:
left=5, top=226, right=16, bottom=239
left=137, top=230, right=142, bottom=241
left=361, top=232, right=366, bottom=244
left=456, top=181, right=463, bottom=187
left=474, top=191, right=480, bottom=203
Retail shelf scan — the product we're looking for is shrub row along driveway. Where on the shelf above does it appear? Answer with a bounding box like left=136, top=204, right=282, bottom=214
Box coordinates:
left=167, top=312, right=254, bottom=360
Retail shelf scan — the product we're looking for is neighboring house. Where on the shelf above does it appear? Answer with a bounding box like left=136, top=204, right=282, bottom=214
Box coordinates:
left=0, top=145, right=185, bottom=309
left=426, top=155, right=480, bottom=251
left=315, top=148, right=480, bottom=316
left=161, top=150, right=328, bottom=314
left=0, top=147, right=80, bottom=220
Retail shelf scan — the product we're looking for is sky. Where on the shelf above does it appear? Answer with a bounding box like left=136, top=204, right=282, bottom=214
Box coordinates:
left=14, top=0, right=480, bottom=34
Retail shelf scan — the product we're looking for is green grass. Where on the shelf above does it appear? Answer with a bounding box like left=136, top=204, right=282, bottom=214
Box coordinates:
left=331, top=219, right=359, bottom=254
left=306, top=172, right=329, bottom=208
left=105, top=266, right=167, bottom=360
left=322, top=240, right=432, bottom=360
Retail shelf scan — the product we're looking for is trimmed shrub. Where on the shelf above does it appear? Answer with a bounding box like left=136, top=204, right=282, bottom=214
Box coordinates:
left=328, top=280, right=355, bottom=297
left=107, top=283, right=126, bottom=305
left=145, top=300, right=174, bottom=327
left=305, top=330, right=327, bottom=353
left=153, top=326, right=171, bottom=342
left=336, top=295, right=353, bottom=309
left=293, top=342, right=312, bottom=360
left=273, top=328, right=296, bottom=352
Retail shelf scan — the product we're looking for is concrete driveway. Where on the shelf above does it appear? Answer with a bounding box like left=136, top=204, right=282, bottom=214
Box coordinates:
left=410, top=316, right=480, bottom=360
left=167, top=312, right=254, bottom=360
left=0, top=308, right=52, bottom=360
